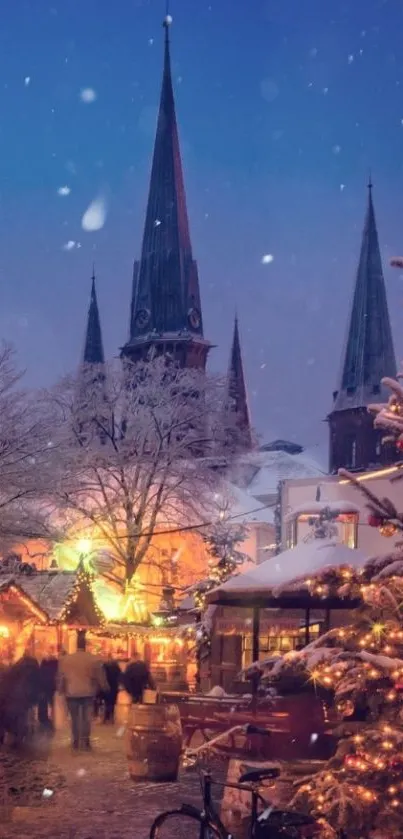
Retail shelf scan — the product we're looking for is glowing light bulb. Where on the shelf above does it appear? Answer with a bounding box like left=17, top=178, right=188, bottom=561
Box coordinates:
left=77, top=538, right=92, bottom=555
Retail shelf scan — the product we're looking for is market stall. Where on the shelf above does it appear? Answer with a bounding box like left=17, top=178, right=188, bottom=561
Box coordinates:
left=206, top=538, right=365, bottom=694
left=0, top=562, right=104, bottom=660
left=88, top=622, right=196, bottom=691
left=0, top=578, right=48, bottom=663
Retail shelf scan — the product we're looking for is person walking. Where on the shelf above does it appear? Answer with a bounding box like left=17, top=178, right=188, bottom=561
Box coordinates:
left=0, top=653, right=41, bottom=746
left=58, top=631, right=108, bottom=751
left=38, top=649, right=58, bottom=733
left=122, top=652, right=155, bottom=704
left=103, top=654, right=121, bottom=723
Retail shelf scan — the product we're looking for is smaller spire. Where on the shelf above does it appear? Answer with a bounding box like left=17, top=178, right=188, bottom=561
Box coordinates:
left=226, top=316, right=252, bottom=449
left=83, top=267, right=105, bottom=365
left=368, top=169, right=373, bottom=191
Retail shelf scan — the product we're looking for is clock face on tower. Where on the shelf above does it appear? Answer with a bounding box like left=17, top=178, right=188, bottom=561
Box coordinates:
left=188, top=307, right=201, bottom=330
left=135, top=308, right=150, bottom=330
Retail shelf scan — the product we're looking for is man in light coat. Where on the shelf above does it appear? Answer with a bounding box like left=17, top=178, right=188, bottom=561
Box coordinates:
left=58, top=631, right=108, bottom=751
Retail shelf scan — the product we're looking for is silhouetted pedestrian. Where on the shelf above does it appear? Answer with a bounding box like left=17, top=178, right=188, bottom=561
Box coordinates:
left=122, top=653, right=155, bottom=703
left=103, top=655, right=121, bottom=722
left=58, top=631, right=108, bottom=751
left=38, top=650, right=58, bottom=732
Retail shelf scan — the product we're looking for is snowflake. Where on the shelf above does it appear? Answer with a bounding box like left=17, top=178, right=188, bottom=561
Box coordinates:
left=80, top=87, right=97, bottom=103
left=81, top=196, right=107, bottom=232
left=24, top=76, right=31, bottom=86
left=63, top=240, right=79, bottom=251
left=261, top=254, right=274, bottom=264
left=57, top=186, right=71, bottom=196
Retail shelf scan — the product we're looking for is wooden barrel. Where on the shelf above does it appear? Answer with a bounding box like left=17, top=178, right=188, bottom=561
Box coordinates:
left=126, top=703, right=182, bottom=782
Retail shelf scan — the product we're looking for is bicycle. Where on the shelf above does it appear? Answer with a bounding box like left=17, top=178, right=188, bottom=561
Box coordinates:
left=149, top=723, right=321, bottom=839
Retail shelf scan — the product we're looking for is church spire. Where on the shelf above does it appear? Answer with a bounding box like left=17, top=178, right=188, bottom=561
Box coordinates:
left=121, top=15, right=210, bottom=369
left=226, top=316, right=253, bottom=449
left=328, top=181, right=397, bottom=473
left=83, top=267, right=105, bottom=365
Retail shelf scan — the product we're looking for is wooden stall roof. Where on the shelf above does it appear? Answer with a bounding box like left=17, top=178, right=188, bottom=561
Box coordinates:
left=0, top=567, right=103, bottom=627
left=0, top=578, right=48, bottom=624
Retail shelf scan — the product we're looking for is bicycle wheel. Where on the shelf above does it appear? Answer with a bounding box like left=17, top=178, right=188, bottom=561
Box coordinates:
left=150, top=809, right=223, bottom=839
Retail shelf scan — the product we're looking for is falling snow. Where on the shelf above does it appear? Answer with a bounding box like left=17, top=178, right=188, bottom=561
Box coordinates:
left=261, top=254, right=274, bottom=264
left=57, top=186, right=71, bottom=196
left=81, top=196, right=107, bottom=232
left=24, top=76, right=31, bottom=86
left=80, top=87, right=97, bottom=103
left=260, top=78, right=279, bottom=103
left=63, top=240, right=81, bottom=251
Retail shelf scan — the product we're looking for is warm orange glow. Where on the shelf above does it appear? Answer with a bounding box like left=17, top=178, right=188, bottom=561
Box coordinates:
left=0, top=625, right=10, bottom=638
left=76, top=538, right=92, bottom=555
left=339, top=465, right=401, bottom=484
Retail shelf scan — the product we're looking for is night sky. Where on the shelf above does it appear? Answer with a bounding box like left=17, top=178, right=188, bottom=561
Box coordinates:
left=1, top=0, right=403, bottom=464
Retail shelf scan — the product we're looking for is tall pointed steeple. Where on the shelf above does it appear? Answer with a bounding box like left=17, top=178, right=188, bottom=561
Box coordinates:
left=225, top=316, right=253, bottom=449
left=328, top=181, right=397, bottom=473
left=83, top=268, right=105, bottom=365
left=121, top=15, right=211, bottom=369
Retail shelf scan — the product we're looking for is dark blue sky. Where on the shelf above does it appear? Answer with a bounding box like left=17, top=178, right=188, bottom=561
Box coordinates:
left=1, top=0, right=403, bottom=462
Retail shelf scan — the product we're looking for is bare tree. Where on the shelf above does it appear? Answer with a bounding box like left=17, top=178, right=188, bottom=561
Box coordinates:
left=0, top=344, right=57, bottom=554
left=44, top=356, right=239, bottom=583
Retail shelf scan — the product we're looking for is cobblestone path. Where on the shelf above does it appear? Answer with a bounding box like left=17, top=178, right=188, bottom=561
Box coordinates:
left=1, top=724, right=203, bottom=839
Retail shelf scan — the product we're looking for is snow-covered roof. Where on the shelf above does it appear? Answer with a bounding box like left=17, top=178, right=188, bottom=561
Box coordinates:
left=21, top=572, right=79, bottom=620
left=208, top=539, right=367, bottom=598
left=286, top=500, right=360, bottom=521
left=0, top=570, right=81, bottom=620
left=229, top=446, right=324, bottom=499
left=0, top=576, right=49, bottom=621
left=220, top=480, right=274, bottom=525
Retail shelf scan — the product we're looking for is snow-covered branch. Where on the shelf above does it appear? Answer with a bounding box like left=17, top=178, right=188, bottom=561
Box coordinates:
left=42, top=356, right=241, bottom=582
left=0, top=344, right=59, bottom=553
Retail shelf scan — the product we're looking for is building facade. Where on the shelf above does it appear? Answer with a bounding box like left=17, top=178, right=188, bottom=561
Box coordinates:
left=328, top=181, right=397, bottom=474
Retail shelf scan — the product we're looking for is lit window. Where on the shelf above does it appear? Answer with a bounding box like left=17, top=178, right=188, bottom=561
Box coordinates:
left=295, top=512, right=358, bottom=548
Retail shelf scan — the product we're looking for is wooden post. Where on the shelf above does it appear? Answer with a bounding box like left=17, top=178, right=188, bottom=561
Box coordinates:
left=304, top=608, right=310, bottom=646
left=251, top=606, right=260, bottom=714
left=324, top=606, right=331, bottom=634
left=252, top=606, right=260, bottom=663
